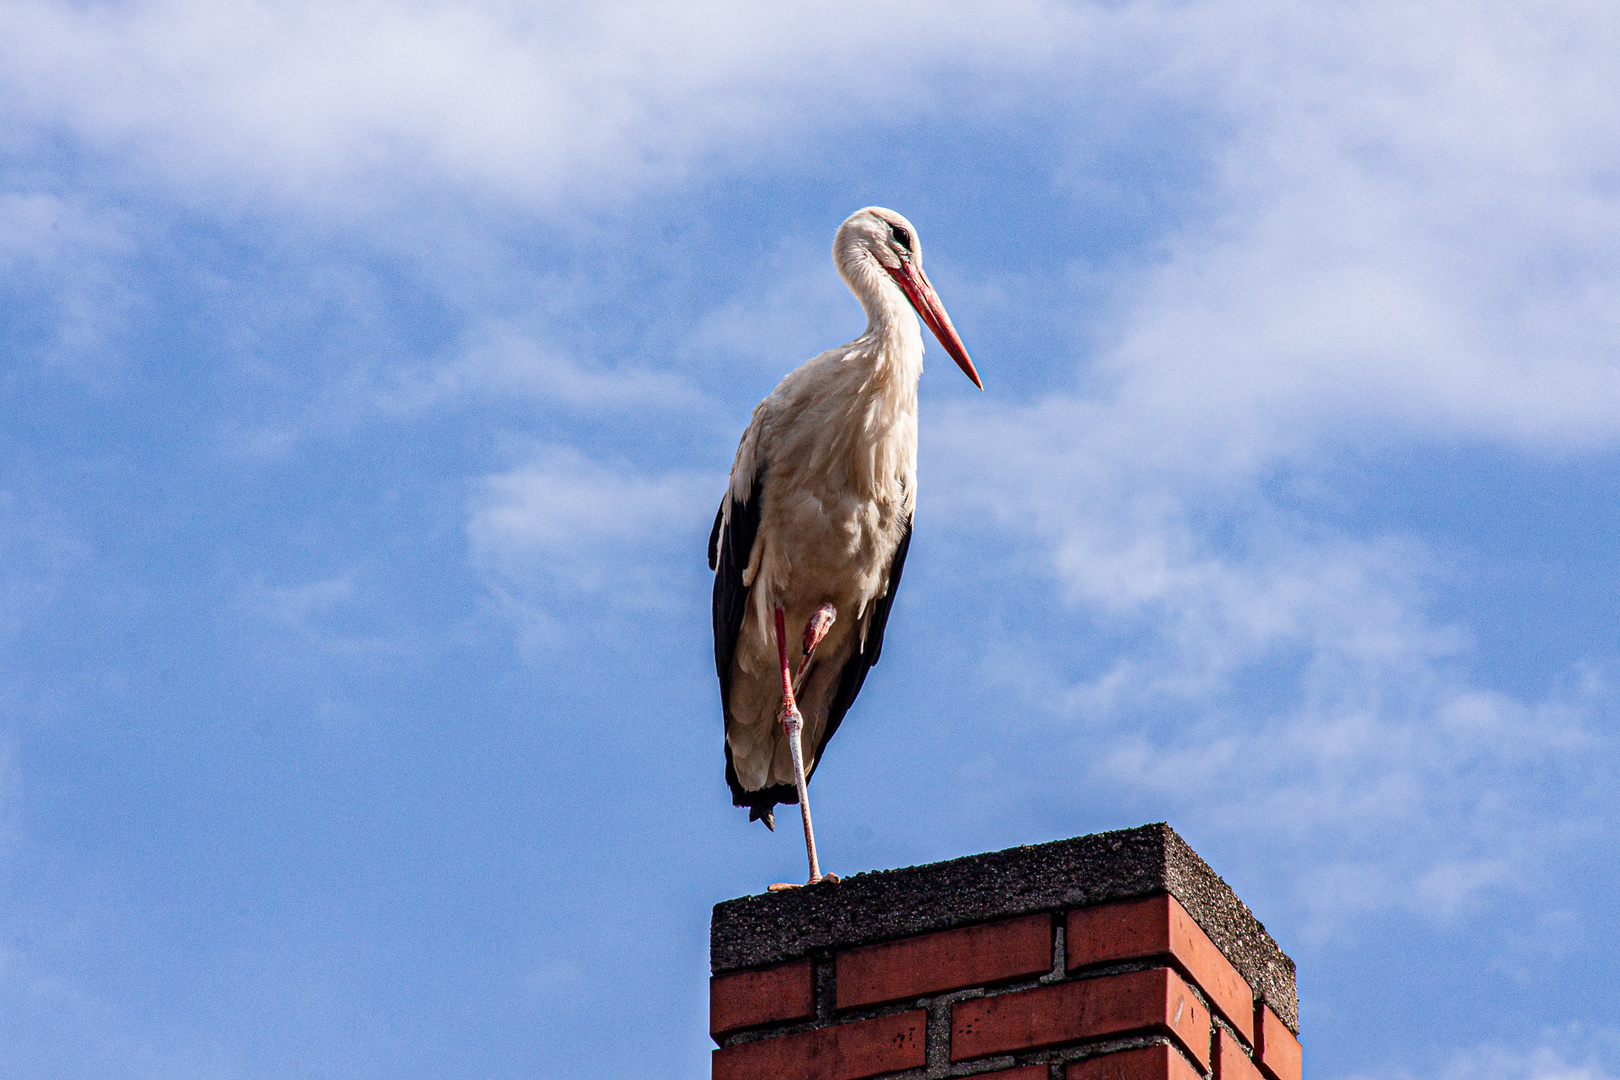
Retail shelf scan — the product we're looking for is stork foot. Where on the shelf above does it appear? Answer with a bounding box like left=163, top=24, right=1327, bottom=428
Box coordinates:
left=767, top=872, right=841, bottom=892
left=803, top=602, right=837, bottom=656
left=792, top=603, right=838, bottom=699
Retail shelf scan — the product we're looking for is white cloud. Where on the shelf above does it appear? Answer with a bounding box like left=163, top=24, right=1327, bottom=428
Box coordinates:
left=240, top=574, right=356, bottom=628
left=7, top=1, right=1619, bottom=443
left=15, top=0, right=1620, bottom=448
left=8, top=0, right=1617, bottom=940
left=0, top=489, right=88, bottom=641
left=1090, top=1, right=1620, bottom=454
left=522, top=959, right=583, bottom=1001
left=1344, top=1034, right=1620, bottom=1080
left=212, top=314, right=714, bottom=461
left=369, top=322, right=706, bottom=418
left=682, top=250, right=864, bottom=377
left=234, top=572, right=418, bottom=661
left=934, top=384, right=1618, bottom=931
left=0, top=190, right=138, bottom=377
left=467, top=447, right=715, bottom=646
left=0, top=0, right=1094, bottom=212
left=874, top=1, right=1620, bottom=936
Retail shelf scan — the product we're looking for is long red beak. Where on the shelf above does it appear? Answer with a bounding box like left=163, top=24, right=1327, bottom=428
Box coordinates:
left=887, top=260, right=983, bottom=390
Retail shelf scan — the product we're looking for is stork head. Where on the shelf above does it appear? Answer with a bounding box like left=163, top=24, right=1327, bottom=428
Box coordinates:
left=834, top=207, right=983, bottom=390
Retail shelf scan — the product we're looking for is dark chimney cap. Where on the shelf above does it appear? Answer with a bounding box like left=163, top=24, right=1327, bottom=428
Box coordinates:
left=711, top=822, right=1298, bottom=1031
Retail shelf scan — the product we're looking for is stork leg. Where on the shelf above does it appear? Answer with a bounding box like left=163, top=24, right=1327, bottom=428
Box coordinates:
left=768, top=604, right=837, bottom=888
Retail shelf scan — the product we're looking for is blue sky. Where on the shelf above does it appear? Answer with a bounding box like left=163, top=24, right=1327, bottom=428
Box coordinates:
left=2, top=1, right=1619, bottom=1077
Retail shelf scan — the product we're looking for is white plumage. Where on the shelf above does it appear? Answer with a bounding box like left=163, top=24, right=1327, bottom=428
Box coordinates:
left=709, top=207, right=980, bottom=884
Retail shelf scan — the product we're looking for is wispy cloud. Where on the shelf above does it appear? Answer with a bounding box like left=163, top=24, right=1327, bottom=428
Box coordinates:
left=907, top=0, right=1620, bottom=936
left=368, top=322, right=707, bottom=419
left=1344, top=1032, right=1620, bottom=1080
left=0, top=0, right=1092, bottom=212
left=682, top=250, right=865, bottom=377
left=0, top=190, right=138, bottom=379
left=0, top=488, right=89, bottom=641
left=1090, top=1, right=1620, bottom=454
left=239, top=573, right=356, bottom=628
left=467, top=447, right=715, bottom=648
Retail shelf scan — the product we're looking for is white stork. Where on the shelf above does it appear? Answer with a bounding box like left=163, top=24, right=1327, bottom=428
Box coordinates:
left=708, top=207, right=981, bottom=887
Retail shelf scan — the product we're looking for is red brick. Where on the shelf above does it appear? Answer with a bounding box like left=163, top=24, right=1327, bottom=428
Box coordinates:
left=985, top=1068, right=1051, bottom=1079
left=1216, top=1028, right=1263, bottom=1080
left=1068, top=1044, right=1204, bottom=1080
left=710, top=959, right=814, bottom=1041
left=1068, top=895, right=1256, bottom=1042
left=1254, top=1005, right=1301, bottom=1080
left=951, top=967, right=1210, bottom=1069
left=837, top=914, right=1053, bottom=1009
left=712, top=1010, right=926, bottom=1080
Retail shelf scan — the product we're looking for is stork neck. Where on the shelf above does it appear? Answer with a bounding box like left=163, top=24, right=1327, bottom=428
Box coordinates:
left=848, top=260, right=926, bottom=372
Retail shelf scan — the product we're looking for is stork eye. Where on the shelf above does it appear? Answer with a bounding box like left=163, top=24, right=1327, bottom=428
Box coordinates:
left=890, top=225, right=912, bottom=251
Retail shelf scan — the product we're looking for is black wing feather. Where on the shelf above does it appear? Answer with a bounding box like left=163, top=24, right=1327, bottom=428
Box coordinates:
left=711, top=471, right=777, bottom=819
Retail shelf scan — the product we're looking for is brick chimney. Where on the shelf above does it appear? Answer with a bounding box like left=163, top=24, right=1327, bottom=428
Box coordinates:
left=709, top=823, right=1300, bottom=1080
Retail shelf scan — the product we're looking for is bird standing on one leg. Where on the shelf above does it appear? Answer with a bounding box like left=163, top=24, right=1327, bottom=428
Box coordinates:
left=708, top=207, right=982, bottom=887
